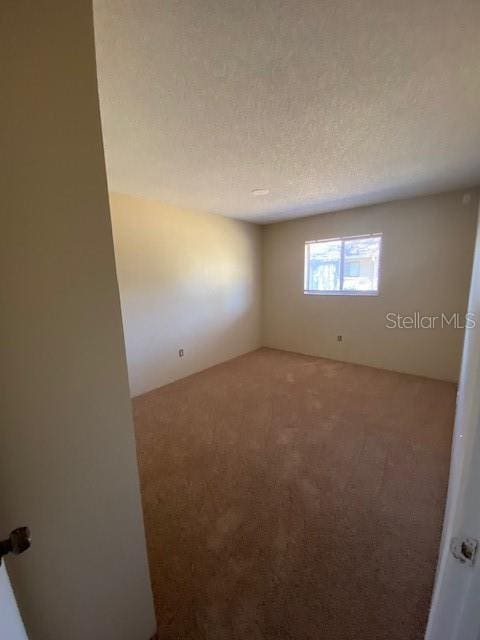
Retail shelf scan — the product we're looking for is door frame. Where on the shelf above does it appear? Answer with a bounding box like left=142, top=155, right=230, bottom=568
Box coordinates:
left=425, top=206, right=480, bottom=640
left=0, top=564, right=28, bottom=640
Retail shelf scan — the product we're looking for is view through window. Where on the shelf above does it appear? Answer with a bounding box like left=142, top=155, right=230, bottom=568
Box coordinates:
left=304, top=234, right=382, bottom=294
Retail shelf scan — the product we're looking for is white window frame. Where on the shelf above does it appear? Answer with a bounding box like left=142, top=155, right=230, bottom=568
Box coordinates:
left=304, top=233, right=382, bottom=296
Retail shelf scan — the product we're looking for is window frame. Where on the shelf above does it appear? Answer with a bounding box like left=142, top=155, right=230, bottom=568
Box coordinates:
left=304, top=232, right=382, bottom=297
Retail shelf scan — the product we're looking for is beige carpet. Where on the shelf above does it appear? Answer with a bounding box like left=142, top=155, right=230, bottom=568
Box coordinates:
left=133, top=348, right=455, bottom=640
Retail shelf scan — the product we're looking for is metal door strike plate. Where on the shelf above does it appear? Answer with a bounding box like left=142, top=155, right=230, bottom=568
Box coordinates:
left=451, top=536, right=478, bottom=566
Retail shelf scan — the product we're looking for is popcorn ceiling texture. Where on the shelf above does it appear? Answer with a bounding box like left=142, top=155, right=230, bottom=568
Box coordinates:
left=94, top=0, right=480, bottom=223
left=133, top=348, right=455, bottom=639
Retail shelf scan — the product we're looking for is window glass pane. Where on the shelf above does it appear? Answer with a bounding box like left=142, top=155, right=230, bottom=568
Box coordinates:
left=307, top=240, right=341, bottom=291
left=342, top=236, right=381, bottom=291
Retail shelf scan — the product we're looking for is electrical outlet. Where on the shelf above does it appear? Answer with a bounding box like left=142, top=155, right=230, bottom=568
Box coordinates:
left=337, top=335, right=343, bottom=342
left=178, top=348, right=184, bottom=358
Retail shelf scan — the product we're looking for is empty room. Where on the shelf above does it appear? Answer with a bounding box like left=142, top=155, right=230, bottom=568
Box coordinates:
left=4, top=2, right=480, bottom=640
left=91, top=2, right=480, bottom=638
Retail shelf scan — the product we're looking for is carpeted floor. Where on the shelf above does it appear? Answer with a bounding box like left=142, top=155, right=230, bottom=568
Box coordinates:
left=133, top=348, right=456, bottom=640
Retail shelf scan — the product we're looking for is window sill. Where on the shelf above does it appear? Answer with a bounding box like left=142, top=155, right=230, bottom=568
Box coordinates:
left=304, top=290, right=379, bottom=297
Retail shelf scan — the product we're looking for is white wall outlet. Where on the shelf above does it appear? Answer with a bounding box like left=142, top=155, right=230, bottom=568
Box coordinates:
left=178, top=348, right=184, bottom=358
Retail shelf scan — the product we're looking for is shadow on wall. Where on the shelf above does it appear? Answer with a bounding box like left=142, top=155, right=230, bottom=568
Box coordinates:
left=109, top=191, right=262, bottom=396
left=132, top=308, right=256, bottom=395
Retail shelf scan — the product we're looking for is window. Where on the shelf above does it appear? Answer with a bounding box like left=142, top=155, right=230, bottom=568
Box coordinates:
left=304, top=233, right=382, bottom=295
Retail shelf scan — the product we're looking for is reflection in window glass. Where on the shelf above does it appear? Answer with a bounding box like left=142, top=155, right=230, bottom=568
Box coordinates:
left=343, top=236, right=381, bottom=292
left=307, top=240, right=341, bottom=291
left=304, top=234, right=381, bottom=295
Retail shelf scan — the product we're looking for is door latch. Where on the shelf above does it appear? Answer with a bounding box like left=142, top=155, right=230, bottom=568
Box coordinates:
left=451, top=536, right=478, bottom=566
left=0, top=527, right=31, bottom=565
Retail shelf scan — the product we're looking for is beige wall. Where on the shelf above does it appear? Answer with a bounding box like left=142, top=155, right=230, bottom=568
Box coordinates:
left=1, top=3, right=155, bottom=639
left=110, top=192, right=262, bottom=396
left=262, top=190, right=478, bottom=382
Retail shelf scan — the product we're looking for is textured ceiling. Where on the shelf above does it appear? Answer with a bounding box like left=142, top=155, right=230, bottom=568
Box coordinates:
left=94, top=0, right=480, bottom=223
